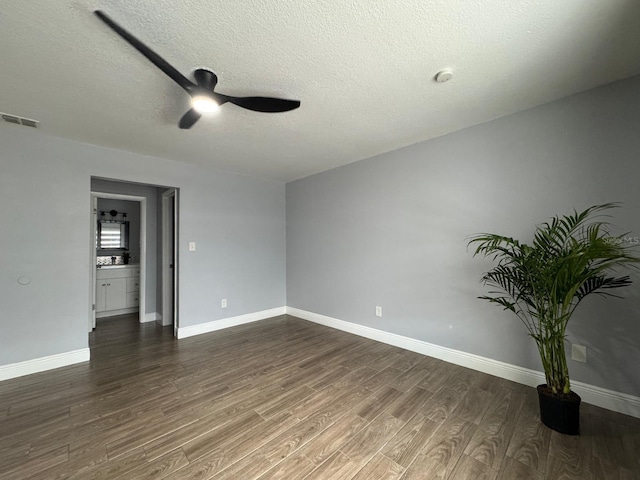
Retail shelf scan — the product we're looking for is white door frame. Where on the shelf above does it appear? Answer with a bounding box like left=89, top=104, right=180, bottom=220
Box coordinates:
left=90, top=192, right=147, bottom=327
left=161, top=188, right=179, bottom=336
left=89, top=195, right=98, bottom=331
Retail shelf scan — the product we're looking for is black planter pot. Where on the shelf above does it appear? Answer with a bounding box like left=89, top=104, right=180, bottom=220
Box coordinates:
left=537, top=384, right=581, bottom=435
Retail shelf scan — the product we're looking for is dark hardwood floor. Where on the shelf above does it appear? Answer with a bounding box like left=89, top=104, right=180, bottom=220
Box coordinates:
left=1, top=314, right=639, bottom=479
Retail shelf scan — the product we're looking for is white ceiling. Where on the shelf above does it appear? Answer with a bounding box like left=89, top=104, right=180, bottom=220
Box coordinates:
left=2, top=1, right=640, bottom=182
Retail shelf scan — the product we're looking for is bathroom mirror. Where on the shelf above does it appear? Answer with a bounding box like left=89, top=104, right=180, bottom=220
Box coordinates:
left=97, top=220, right=129, bottom=250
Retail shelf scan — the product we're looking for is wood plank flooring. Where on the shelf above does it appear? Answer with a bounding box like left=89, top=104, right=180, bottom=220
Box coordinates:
left=1, top=314, right=639, bottom=479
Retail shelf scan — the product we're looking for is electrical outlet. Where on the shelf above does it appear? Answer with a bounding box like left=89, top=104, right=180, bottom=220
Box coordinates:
left=571, top=344, right=587, bottom=363
left=375, top=306, right=382, bottom=317
left=221, top=298, right=227, bottom=308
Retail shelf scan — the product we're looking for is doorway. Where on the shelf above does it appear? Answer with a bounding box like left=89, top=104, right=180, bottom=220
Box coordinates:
left=89, top=181, right=179, bottom=335
left=90, top=193, right=146, bottom=330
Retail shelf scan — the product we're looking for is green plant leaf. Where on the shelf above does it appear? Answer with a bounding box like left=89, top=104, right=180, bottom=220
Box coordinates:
left=468, top=203, right=640, bottom=395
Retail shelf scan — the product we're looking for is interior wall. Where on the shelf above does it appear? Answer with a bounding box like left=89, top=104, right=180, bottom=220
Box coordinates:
left=0, top=128, right=286, bottom=366
left=286, top=75, right=640, bottom=397
left=156, top=188, right=165, bottom=321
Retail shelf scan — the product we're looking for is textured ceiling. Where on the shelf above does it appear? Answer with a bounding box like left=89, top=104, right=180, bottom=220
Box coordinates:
left=2, top=1, right=640, bottom=181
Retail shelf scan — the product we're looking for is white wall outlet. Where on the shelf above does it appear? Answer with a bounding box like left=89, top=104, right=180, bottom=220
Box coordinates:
left=375, top=306, right=382, bottom=317
left=188, top=242, right=196, bottom=252
left=221, top=298, right=227, bottom=308
left=571, top=344, right=587, bottom=363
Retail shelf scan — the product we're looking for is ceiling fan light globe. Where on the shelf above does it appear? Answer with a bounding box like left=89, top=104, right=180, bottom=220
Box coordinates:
left=191, top=96, right=219, bottom=114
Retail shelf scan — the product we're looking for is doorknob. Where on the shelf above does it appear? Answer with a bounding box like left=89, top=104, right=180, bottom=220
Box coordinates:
left=169, top=264, right=174, bottom=268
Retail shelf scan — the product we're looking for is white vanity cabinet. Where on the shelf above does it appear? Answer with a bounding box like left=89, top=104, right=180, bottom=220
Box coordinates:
left=126, top=275, right=140, bottom=308
left=96, top=265, right=140, bottom=318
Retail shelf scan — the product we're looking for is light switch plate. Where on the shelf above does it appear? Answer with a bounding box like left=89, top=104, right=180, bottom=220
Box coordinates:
left=188, top=242, right=196, bottom=252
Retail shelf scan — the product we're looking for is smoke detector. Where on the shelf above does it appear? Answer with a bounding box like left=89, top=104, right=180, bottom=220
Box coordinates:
left=435, top=69, right=454, bottom=83
left=1, top=112, right=39, bottom=128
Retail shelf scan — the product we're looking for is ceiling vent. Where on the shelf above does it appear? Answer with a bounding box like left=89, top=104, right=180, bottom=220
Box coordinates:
left=1, top=112, right=39, bottom=128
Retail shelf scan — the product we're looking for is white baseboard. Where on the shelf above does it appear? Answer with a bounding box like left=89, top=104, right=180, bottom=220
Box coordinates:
left=286, top=307, right=640, bottom=419
left=177, top=307, right=286, bottom=339
left=0, top=349, right=91, bottom=382
left=570, top=379, right=640, bottom=418
left=143, top=312, right=160, bottom=323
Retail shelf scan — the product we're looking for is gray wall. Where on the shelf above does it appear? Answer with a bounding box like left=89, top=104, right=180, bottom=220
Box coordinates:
left=0, top=128, right=286, bottom=366
left=92, top=180, right=161, bottom=315
left=287, top=75, right=640, bottom=397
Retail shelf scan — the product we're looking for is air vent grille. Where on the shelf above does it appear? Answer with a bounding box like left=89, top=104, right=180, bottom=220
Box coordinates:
left=1, top=112, right=39, bottom=128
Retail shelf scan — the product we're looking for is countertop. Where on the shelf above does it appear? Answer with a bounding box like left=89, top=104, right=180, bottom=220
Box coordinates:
left=96, top=264, right=139, bottom=269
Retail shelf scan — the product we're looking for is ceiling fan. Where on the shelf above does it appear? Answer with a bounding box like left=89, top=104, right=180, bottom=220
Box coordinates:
left=94, top=10, right=301, bottom=129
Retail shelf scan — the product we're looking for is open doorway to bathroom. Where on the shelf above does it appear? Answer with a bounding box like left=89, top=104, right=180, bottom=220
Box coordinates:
left=89, top=178, right=179, bottom=335
left=90, top=192, right=145, bottom=329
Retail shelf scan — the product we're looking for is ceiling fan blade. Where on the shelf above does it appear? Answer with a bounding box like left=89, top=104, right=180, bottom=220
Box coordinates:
left=178, top=109, right=201, bottom=129
left=220, top=95, right=301, bottom=113
left=94, top=10, right=195, bottom=93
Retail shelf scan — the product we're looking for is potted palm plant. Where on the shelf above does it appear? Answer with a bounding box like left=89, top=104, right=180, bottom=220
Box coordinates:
left=468, top=203, right=639, bottom=435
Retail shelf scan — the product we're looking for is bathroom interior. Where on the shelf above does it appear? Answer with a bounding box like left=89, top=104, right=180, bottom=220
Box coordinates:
left=95, top=198, right=141, bottom=319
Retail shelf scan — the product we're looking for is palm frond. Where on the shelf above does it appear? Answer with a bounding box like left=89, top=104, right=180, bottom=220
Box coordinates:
left=468, top=203, right=639, bottom=394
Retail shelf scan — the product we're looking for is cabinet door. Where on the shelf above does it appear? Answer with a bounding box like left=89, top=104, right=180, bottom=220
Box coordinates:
left=96, top=282, right=107, bottom=312
left=126, top=292, right=139, bottom=308
left=105, top=278, right=127, bottom=311
left=126, top=276, right=140, bottom=293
